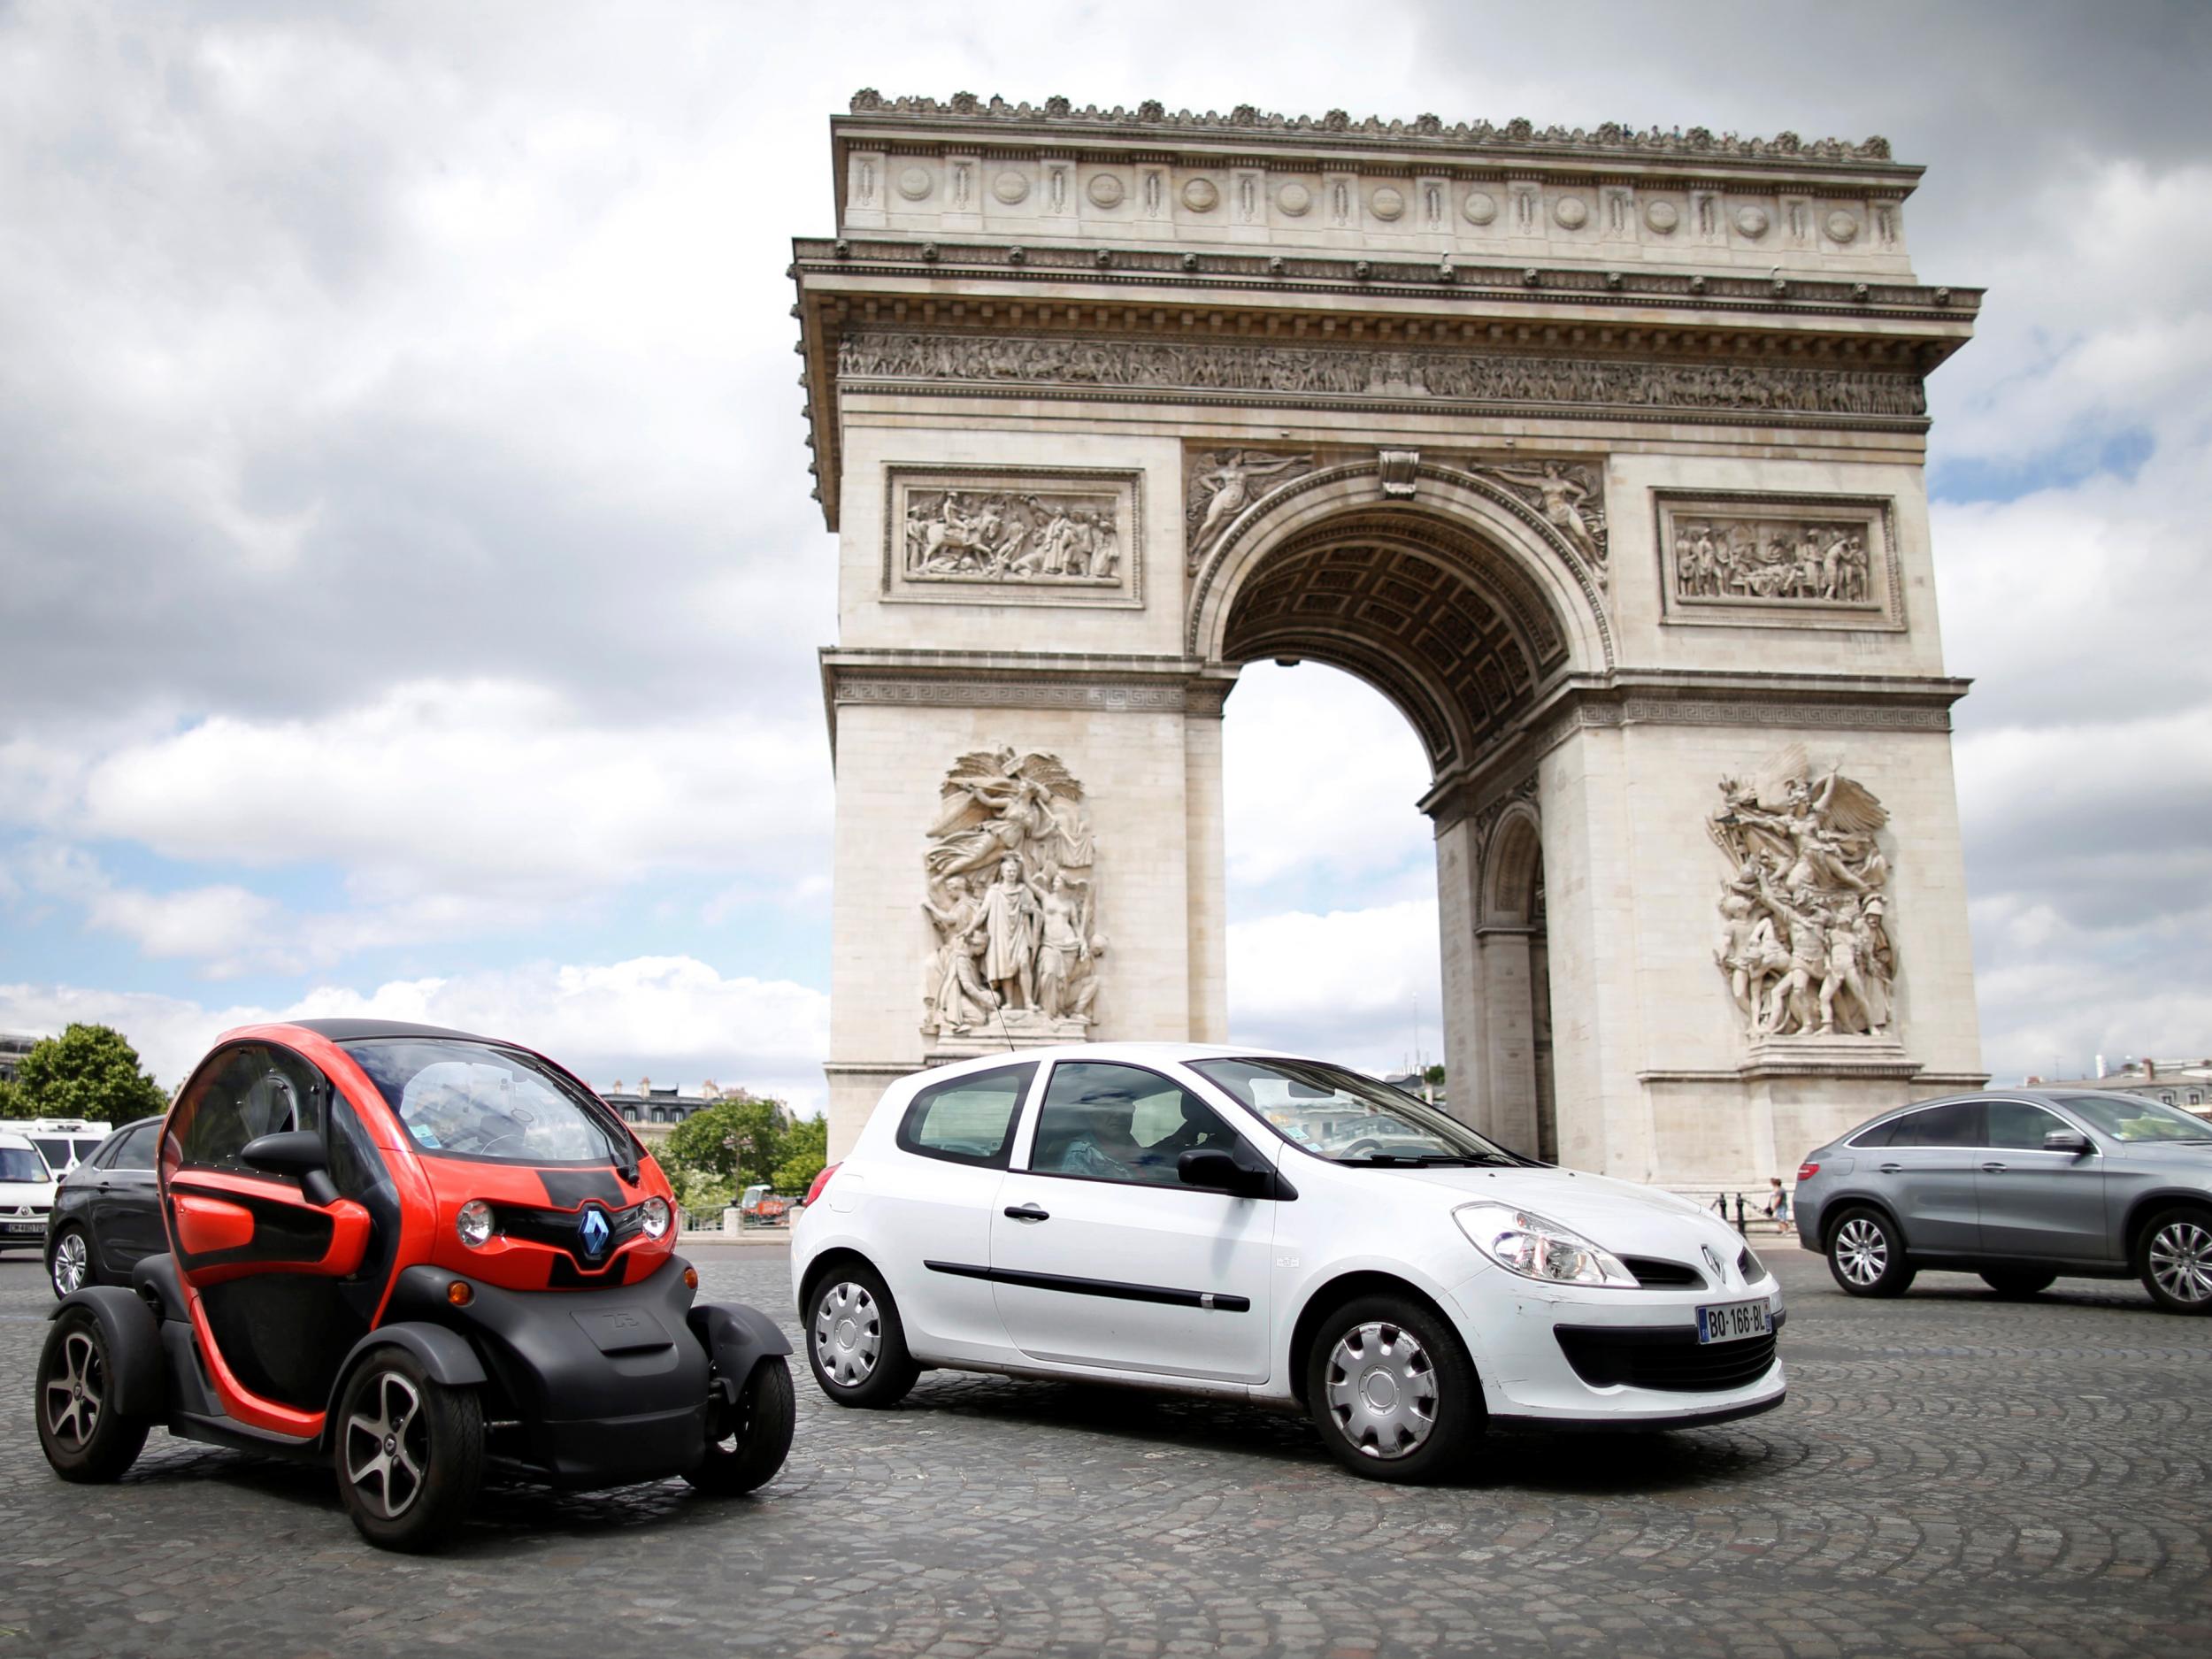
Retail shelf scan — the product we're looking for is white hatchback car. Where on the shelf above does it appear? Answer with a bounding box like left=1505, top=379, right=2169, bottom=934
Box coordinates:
left=792, top=1044, right=1785, bottom=1479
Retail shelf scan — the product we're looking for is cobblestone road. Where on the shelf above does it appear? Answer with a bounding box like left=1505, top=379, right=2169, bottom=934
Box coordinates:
left=3, top=1242, right=2208, bottom=1657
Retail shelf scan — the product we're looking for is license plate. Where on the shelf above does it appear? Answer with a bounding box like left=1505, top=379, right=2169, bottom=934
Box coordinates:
left=3, top=1222, right=42, bottom=1236
left=1696, top=1298, right=1771, bottom=1344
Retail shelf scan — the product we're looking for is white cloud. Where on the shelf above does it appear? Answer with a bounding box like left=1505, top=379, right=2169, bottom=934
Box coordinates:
left=1227, top=901, right=1444, bottom=1077
left=0, top=955, right=829, bottom=1110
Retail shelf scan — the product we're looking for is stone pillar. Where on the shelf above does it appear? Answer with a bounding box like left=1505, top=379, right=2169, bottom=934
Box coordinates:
left=1431, top=810, right=1487, bottom=1133
left=1183, top=685, right=1232, bottom=1043
left=1476, top=928, right=1539, bottom=1154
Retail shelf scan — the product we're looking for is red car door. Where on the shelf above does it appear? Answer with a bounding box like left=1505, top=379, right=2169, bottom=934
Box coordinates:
left=161, top=1041, right=373, bottom=1438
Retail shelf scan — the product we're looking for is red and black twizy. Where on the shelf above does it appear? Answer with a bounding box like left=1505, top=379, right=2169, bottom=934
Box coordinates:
left=35, top=1018, right=794, bottom=1551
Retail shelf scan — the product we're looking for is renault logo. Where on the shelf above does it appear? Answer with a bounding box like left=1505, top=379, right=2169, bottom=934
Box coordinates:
left=578, top=1205, right=611, bottom=1258
left=1701, top=1243, right=1727, bottom=1284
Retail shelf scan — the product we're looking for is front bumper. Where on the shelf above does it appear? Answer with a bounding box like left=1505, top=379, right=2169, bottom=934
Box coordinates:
left=1450, top=1269, right=1788, bottom=1426
left=386, top=1257, right=711, bottom=1489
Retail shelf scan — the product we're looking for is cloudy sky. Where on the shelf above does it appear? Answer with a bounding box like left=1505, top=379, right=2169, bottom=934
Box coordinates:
left=3, top=1, right=2207, bottom=1107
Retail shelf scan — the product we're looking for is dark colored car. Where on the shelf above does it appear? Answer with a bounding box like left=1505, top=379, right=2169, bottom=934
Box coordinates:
left=35, top=1018, right=796, bottom=1551
left=45, top=1116, right=165, bottom=1298
left=1793, top=1089, right=2212, bottom=1312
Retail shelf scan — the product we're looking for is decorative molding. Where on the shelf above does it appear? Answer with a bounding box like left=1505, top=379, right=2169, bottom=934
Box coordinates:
left=1184, top=450, right=1317, bottom=574
left=1655, top=490, right=1902, bottom=632
left=845, top=90, right=1901, bottom=167
left=883, top=465, right=1143, bottom=608
left=837, top=678, right=1192, bottom=712
left=1378, top=449, right=1421, bottom=498
left=1527, top=682, right=1958, bottom=761
left=837, top=331, right=1928, bottom=424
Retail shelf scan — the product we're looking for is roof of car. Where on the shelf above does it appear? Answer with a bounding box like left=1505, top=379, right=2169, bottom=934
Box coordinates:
left=909, top=1040, right=1312, bottom=1082
left=286, top=1018, right=497, bottom=1045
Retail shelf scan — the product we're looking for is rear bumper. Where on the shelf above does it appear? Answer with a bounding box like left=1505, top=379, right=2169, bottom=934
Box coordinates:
left=385, top=1258, right=710, bottom=1489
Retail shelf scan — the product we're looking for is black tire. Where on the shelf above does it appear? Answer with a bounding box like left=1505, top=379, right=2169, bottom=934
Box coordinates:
left=804, top=1263, right=918, bottom=1408
left=1980, top=1268, right=2058, bottom=1298
left=35, top=1308, right=150, bottom=1483
left=49, top=1225, right=95, bottom=1300
left=2136, top=1206, right=2212, bottom=1315
left=333, top=1347, right=484, bottom=1553
left=687, top=1356, right=795, bottom=1495
left=1303, top=1293, right=1480, bottom=1483
left=1824, top=1206, right=1916, bottom=1298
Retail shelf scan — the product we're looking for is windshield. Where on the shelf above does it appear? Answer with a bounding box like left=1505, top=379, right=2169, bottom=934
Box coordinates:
left=342, top=1039, right=632, bottom=1166
left=1190, top=1057, right=1521, bottom=1165
left=2060, top=1092, right=2212, bottom=1143
left=2, top=1148, right=50, bottom=1184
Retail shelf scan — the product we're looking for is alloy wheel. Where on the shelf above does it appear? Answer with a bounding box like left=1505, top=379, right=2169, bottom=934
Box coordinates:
left=813, top=1281, right=881, bottom=1387
left=42, top=1329, right=104, bottom=1451
left=51, top=1232, right=89, bottom=1297
left=344, top=1371, right=428, bottom=1521
left=2148, top=1220, right=2212, bottom=1307
left=1323, top=1321, right=1438, bottom=1460
left=1834, top=1217, right=1889, bottom=1286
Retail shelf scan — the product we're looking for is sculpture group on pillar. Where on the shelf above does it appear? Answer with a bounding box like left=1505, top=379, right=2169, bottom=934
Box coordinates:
left=1708, top=745, right=1898, bottom=1041
left=921, top=749, right=1105, bottom=1043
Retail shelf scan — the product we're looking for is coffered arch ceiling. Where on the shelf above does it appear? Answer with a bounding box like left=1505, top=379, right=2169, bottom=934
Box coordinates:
left=1219, top=510, right=1572, bottom=776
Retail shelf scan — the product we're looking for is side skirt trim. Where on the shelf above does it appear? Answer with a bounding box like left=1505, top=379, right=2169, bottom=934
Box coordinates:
left=924, top=1259, right=1251, bottom=1312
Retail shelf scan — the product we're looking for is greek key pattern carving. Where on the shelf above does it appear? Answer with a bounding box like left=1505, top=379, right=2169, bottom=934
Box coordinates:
left=835, top=679, right=1192, bottom=712
left=837, top=330, right=1927, bottom=422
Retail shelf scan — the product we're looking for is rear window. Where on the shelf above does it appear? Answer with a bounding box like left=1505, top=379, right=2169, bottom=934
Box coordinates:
left=342, top=1039, right=629, bottom=1166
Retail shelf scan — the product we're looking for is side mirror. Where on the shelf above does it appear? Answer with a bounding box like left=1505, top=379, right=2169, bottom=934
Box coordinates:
left=242, top=1129, right=340, bottom=1205
left=1178, top=1146, right=1267, bottom=1195
left=2043, top=1128, right=2092, bottom=1156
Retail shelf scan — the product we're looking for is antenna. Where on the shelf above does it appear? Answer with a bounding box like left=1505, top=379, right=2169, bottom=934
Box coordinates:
left=990, top=996, right=1018, bottom=1056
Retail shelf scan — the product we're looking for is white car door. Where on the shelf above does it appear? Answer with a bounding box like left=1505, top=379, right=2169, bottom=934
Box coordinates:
left=987, top=1059, right=1279, bottom=1386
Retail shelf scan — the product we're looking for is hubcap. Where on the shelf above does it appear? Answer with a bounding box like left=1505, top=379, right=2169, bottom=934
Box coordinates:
left=813, top=1282, right=881, bottom=1387
left=52, top=1233, right=88, bottom=1297
left=2149, top=1221, right=2212, bottom=1305
left=343, top=1371, right=427, bottom=1521
left=1835, top=1217, right=1888, bottom=1286
left=1323, top=1322, right=1437, bottom=1460
left=42, top=1329, right=104, bottom=1450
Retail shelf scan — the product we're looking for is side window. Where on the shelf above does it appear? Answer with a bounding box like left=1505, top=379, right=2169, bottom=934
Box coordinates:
left=1029, top=1061, right=1243, bottom=1187
left=1849, top=1118, right=1901, bottom=1148
left=107, top=1124, right=159, bottom=1171
left=1887, top=1101, right=1985, bottom=1148
left=896, top=1063, right=1038, bottom=1169
left=173, top=1044, right=329, bottom=1175
left=1986, top=1101, right=2064, bottom=1150
left=326, top=1095, right=383, bottom=1199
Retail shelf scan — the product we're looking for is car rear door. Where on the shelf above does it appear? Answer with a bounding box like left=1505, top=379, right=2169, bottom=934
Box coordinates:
left=1866, top=1101, right=1984, bottom=1254
left=988, top=1060, right=1278, bottom=1386
left=88, top=1122, right=164, bottom=1275
left=1977, top=1099, right=2113, bottom=1263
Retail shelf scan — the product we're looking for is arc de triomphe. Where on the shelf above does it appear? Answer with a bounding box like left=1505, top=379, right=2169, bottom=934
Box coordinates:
left=793, top=92, right=1987, bottom=1185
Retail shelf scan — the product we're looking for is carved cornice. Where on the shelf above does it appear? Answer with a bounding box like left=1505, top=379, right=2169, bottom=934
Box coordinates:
left=820, top=649, right=1220, bottom=752
left=1524, top=673, right=1968, bottom=761
left=844, top=91, right=1906, bottom=171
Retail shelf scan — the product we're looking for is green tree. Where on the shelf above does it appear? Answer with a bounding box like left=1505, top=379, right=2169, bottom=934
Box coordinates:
left=1423, top=1064, right=1447, bottom=1086
left=2, top=1024, right=168, bottom=1123
left=771, top=1114, right=829, bottom=1196
left=664, top=1094, right=788, bottom=1189
left=664, top=1163, right=736, bottom=1218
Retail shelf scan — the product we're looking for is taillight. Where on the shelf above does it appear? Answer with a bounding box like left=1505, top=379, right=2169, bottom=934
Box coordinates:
left=1795, top=1162, right=1820, bottom=1182
left=803, top=1163, right=840, bottom=1208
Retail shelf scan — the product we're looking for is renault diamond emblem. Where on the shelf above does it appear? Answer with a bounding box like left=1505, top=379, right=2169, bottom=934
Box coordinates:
left=579, top=1205, right=611, bottom=1258
left=1701, top=1243, right=1726, bottom=1283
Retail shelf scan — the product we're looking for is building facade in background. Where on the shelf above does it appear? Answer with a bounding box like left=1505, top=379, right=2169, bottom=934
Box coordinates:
left=793, top=92, right=1989, bottom=1185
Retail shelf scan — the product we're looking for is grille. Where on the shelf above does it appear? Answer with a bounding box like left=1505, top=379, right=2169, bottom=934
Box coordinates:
left=488, top=1201, right=649, bottom=1263
left=1555, top=1325, right=1778, bottom=1394
left=1621, top=1256, right=1706, bottom=1289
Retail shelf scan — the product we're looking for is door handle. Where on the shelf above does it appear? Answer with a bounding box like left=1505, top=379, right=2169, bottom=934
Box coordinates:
left=1878, top=1163, right=1902, bottom=1173
left=1003, top=1203, right=1050, bottom=1223
left=1980, top=1162, right=2006, bottom=1172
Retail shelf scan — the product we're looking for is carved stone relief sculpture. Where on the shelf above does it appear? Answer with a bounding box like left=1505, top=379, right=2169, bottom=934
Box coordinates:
left=921, top=749, right=1103, bottom=1048
left=1184, top=449, right=1316, bottom=572
left=1655, top=494, right=1900, bottom=630
left=885, top=468, right=1141, bottom=607
left=1471, top=460, right=1609, bottom=587
left=1708, top=745, right=1896, bottom=1042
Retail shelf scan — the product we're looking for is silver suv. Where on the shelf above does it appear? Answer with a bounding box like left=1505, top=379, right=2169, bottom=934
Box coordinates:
left=1793, top=1090, right=2212, bottom=1313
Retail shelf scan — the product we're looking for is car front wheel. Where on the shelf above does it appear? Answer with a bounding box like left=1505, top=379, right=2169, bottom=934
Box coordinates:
left=687, top=1355, right=795, bottom=1495
left=1826, top=1207, right=1916, bottom=1298
left=35, top=1308, right=150, bottom=1483
left=805, top=1265, right=919, bottom=1408
left=2138, top=1208, right=2212, bottom=1315
left=1304, top=1294, right=1479, bottom=1483
left=50, top=1227, right=93, bottom=1299
left=334, top=1348, right=484, bottom=1552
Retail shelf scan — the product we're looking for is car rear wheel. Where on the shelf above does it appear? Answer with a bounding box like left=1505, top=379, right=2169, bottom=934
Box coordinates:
left=805, top=1264, right=918, bottom=1408
left=2137, top=1208, right=2212, bottom=1315
left=1826, top=1208, right=1916, bottom=1298
left=687, top=1355, right=795, bottom=1495
left=1980, top=1268, right=2058, bottom=1298
left=35, top=1308, right=150, bottom=1483
left=334, top=1348, right=484, bottom=1553
left=1304, top=1294, right=1480, bottom=1483
left=49, top=1227, right=93, bottom=1299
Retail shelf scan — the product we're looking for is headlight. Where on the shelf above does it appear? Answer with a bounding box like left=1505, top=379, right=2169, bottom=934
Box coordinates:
left=457, top=1199, right=495, bottom=1248
left=639, top=1196, right=671, bottom=1240
left=1455, top=1202, right=1639, bottom=1288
